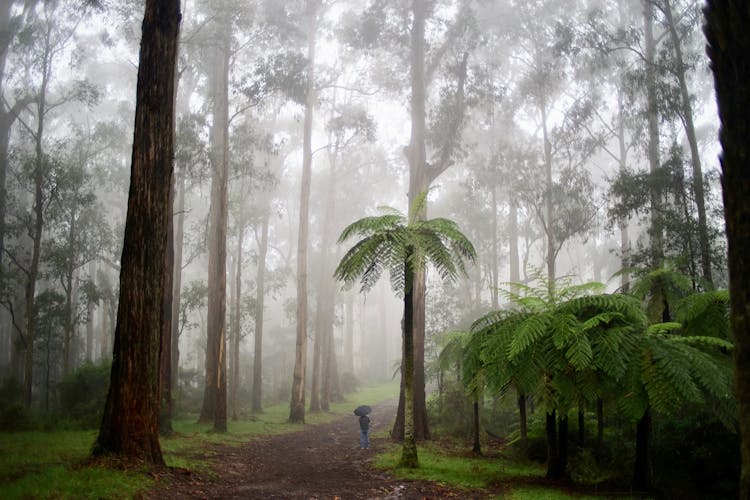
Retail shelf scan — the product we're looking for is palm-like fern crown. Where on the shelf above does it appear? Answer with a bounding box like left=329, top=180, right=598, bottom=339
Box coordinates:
left=617, top=269, right=735, bottom=426
left=334, top=195, right=476, bottom=295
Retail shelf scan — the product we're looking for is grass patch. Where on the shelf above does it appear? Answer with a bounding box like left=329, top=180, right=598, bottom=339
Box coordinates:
left=374, top=439, right=650, bottom=499
left=0, top=430, right=148, bottom=499
left=0, top=382, right=400, bottom=498
left=374, top=440, right=543, bottom=491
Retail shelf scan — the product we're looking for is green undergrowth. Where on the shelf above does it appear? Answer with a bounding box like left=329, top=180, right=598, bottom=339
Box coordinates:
left=374, top=440, right=650, bottom=499
left=0, top=382, right=399, bottom=498
left=0, top=429, right=147, bottom=499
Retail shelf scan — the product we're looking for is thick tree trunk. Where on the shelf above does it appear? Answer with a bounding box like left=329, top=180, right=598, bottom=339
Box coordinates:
left=200, top=26, right=230, bottom=433
left=290, top=0, right=319, bottom=424
left=93, top=0, right=180, bottom=465
left=397, top=0, right=431, bottom=443
left=159, top=180, right=175, bottom=435
left=251, top=214, right=268, bottom=413
left=704, top=5, right=750, bottom=496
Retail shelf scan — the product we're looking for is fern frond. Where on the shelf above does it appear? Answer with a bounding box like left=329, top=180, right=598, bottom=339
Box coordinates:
left=674, top=290, right=730, bottom=339
left=337, top=213, right=403, bottom=244
left=565, top=335, right=594, bottom=371
left=646, top=322, right=681, bottom=336
left=509, top=313, right=552, bottom=358
left=669, top=335, right=733, bottom=350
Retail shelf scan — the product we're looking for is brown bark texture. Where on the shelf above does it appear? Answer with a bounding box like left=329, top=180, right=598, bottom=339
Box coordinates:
left=704, top=3, right=750, bottom=497
left=93, top=0, right=181, bottom=465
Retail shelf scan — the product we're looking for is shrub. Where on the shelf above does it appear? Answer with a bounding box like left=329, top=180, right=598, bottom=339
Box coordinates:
left=0, top=377, right=35, bottom=431
left=58, top=362, right=111, bottom=429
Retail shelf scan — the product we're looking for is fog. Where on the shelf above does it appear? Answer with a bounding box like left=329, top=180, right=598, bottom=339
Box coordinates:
left=0, top=0, right=723, bottom=425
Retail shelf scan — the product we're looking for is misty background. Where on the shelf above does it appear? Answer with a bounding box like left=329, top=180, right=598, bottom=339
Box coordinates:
left=0, top=0, right=722, bottom=420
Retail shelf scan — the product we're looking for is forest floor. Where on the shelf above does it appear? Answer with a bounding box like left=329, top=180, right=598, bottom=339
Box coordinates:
left=143, top=399, right=491, bottom=499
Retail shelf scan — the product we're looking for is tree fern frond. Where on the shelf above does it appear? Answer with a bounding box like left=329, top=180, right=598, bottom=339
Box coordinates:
left=509, top=313, right=552, bottom=358
left=669, top=335, right=734, bottom=351
left=565, top=335, right=594, bottom=371
left=646, top=322, right=681, bottom=336
left=337, top=214, right=403, bottom=244
left=674, top=290, right=730, bottom=339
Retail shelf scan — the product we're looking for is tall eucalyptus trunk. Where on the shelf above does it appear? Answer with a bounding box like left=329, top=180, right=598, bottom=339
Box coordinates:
left=344, top=292, right=354, bottom=375
left=490, top=186, right=499, bottom=309
left=290, top=0, right=319, bottom=424
left=541, top=99, right=555, bottom=295
left=663, top=0, right=711, bottom=285
left=394, top=0, right=430, bottom=443
left=93, top=0, right=181, bottom=465
left=171, top=172, right=185, bottom=398
left=229, top=221, right=244, bottom=421
left=23, top=11, right=54, bottom=407
left=86, top=261, right=96, bottom=362
left=251, top=213, right=268, bottom=413
left=644, top=0, right=664, bottom=266
left=199, top=24, right=230, bottom=433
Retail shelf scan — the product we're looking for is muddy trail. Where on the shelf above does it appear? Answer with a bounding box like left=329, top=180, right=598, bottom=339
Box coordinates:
left=144, top=400, right=489, bottom=499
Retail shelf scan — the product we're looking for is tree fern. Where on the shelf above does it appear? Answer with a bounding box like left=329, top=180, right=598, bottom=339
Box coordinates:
left=674, top=290, right=730, bottom=339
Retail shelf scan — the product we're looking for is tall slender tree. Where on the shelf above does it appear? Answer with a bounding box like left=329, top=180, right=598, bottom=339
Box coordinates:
left=290, top=0, right=320, bottom=424
left=199, top=10, right=231, bottom=432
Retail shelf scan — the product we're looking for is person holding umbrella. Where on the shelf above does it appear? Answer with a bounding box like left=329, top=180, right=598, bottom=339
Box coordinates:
left=354, top=405, right=371, bottom=450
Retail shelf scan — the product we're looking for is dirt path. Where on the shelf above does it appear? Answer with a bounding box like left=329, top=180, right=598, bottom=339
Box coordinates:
left=145, top=400, right=488, bottom=499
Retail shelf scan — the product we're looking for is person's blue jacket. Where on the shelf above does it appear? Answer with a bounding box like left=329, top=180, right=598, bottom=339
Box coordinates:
left=359, top=415, right=370, bottom=431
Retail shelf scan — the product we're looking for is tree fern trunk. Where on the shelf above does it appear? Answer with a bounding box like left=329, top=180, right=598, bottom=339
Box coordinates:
left=558, top=415, right=569, bottom=479
left=633, top=408, right=651, bottom=491
left=596, top=398, right=604, bottom=451
left=399, top=256, right=418, bottom=468
left=472, top=399, right=481, bottom=455
left=518, top=392, right=528, bottom=452
left=545, top=410, right=559, bottom=479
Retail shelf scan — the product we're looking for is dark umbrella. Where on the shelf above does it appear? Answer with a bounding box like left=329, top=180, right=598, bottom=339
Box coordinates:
left=353, top=405, right=371, bottom=416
